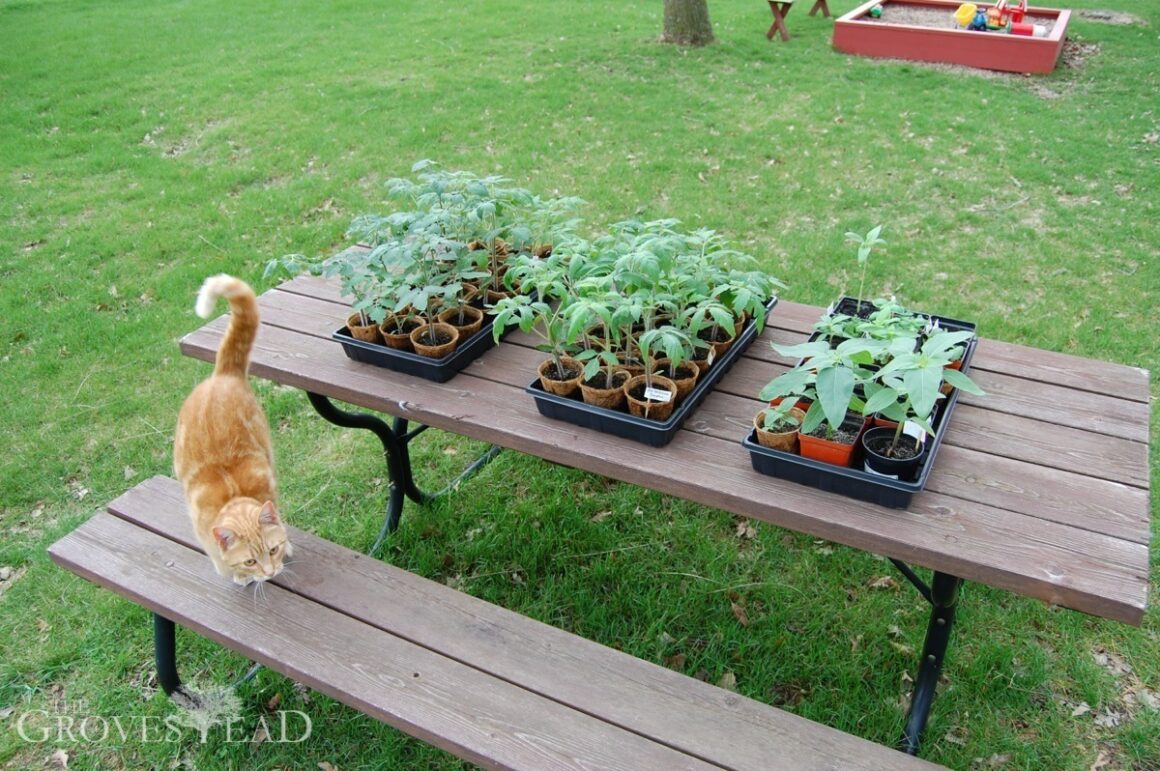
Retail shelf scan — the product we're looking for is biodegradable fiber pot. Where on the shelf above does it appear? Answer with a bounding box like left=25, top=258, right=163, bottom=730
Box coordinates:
left=379, top=314, right=422, bottom=351
left=579, top=369, right=630, bottom=410
left=437, top=305, right=485, bottom=338
left=537, top=356, right=584, bottom=397
left=753, top=407, right=806, bottom=453
left=653, top=359, right=700, bottom=404
left=409, top=322, right=459, bottom=359
left=347, top=312, right=382, bottom=345
left=860, top=426, right=928, bottom=481
left=623, top=375, right=678, bottom=422
left=798, top=413, right=866, bottom=468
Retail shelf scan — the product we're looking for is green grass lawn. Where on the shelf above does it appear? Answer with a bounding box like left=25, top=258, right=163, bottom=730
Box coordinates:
left=1, top=0, right=1157, bottom=768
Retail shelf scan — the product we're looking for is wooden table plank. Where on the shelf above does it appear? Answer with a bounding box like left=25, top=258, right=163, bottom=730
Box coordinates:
left=50, top=515, right=719, bottom=771
left=253, top=287, right=1150, bottom=489
left=179, top=318, right=1150, bottom=624
left=686, top=356, right=1149, bottom=488
left=755, top=299, right=1151, bottom=404
left=295, top=251, right=1146, bottom=405
left=105, top=476, right=943, bottom=771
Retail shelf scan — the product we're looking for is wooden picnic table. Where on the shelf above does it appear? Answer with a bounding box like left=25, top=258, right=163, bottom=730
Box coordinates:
left=172, top=267, right=1151, bottom=757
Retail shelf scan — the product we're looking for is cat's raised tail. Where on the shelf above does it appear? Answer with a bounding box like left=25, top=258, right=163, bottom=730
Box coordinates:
left=196, top=274, right=259, bottom=377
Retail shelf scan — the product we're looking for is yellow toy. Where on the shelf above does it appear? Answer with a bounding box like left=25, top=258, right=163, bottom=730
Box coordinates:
left=953, top=3, right=978, bottom=27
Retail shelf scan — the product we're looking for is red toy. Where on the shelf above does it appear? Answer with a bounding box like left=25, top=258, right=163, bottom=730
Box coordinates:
left=992, top=0, right=1028, bottom=27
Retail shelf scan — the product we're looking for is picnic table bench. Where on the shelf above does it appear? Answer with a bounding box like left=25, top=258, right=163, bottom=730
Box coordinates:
left=49, top=266, right=1150, bottom=768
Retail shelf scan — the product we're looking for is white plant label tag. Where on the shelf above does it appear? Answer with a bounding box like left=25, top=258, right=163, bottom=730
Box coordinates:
left=643, top=386, right=673, bottom=403
left=706, top=348, right=716, bottom=367
left=903, top=421, right=926, bottom=445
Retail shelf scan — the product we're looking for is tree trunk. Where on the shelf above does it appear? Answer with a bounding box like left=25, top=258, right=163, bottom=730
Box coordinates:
left=662, top=0, right=714, bottom=46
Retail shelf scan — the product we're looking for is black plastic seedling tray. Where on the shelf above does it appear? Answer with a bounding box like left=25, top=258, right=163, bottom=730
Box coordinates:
left=527, top=300, right=777, bottom=447
left=743, top=300, right=977, bottom=508
left=334, top=313, right=508, bottom=383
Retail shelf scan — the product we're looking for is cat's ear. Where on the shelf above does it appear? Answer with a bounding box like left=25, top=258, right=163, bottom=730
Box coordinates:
left=258, top=501, right=281, bottom=526
left=212, top=526, right=235, bottom=551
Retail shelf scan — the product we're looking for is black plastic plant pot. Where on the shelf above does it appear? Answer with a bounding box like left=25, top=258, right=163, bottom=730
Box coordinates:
left=528, top=299, right=777, bottom=447
left=333, top=314, right=505, bottom=383
left=859, top=426, right=929, bottom=481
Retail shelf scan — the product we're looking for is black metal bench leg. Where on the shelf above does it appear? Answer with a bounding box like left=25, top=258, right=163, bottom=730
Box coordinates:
left=305, top=392, right=502, bottom=554
left=154, top=613, right=184, bottom=699
left=899, top=570, right=963, bottom=755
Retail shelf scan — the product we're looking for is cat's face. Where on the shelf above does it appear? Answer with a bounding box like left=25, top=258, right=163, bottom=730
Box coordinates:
left=212, top=500, right=292, bottom=585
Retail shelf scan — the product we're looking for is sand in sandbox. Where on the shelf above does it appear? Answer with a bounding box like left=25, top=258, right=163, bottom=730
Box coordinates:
left=867, top=4, right=1057, bottom=35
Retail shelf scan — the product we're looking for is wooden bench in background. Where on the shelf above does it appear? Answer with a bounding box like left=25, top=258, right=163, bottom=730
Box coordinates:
left=49, top=476, right=943, bottom=771
left=766, top=0, right=831, bottom=42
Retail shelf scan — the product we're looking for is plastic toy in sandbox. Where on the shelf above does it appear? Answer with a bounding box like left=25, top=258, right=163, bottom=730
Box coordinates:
left=833, top=0, right=1071, bottom=74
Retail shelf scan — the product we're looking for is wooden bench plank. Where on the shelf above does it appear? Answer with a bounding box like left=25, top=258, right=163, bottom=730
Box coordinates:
left=179, top=322, right=1149, bottom=624
left=101, top=476, right=943, bottom=771
left=49, top=513, right=724, bottom=771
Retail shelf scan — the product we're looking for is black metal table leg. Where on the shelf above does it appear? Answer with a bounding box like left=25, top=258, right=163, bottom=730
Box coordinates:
left=305, top=392, right=502, bottom=554
left=896, top=569, right=963, bottom=755
left=154, top=614, right=184, bottom=698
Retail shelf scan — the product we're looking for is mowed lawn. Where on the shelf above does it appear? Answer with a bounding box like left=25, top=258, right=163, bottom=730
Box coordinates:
left=1, top=0, right=1157, bottom=768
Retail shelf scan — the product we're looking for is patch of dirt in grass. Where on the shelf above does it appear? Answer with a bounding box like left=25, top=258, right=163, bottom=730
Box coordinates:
left=865, top=37, right=1096, bottom=100
left=1078, top=10, right=1146, bottom=26
left=1060, top=40, right=1100, bottom=70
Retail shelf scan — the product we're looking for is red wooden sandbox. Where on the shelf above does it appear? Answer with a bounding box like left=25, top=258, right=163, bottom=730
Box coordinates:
left=833, top=0, right=1070, bottom=74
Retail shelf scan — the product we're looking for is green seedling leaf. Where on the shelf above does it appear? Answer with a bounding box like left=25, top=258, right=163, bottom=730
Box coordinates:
left=816, top=365, right=855, bottom=430
left=942, top=366, right=986, bottom=396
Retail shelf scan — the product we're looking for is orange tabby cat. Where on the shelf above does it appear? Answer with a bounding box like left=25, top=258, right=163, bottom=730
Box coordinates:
left=174, top=275, right=291, bottom=585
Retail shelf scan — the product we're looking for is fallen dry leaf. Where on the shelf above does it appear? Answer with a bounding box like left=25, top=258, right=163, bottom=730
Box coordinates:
left=891, top=641, right=916, bottom=657
left=1092, top=648, right=1132, bottom=677
left=1088, top=750, right=1111, bottom=771
left=590, top=510, right=613, bottom=523
left=716, top=671, right=737, bottom=691
left=731, top=602, right=750, bottom=627
left=663, top=653, right=687, bottom=670
left=0, top=706, right=14, bottom=720
left=868, top=576, right=900, bottom=591
left=1093, top=708, right=1123, bottom=728
left=1071, top=701, right=1092, bottom=717
left=943, top=728, right=967, bottom=746
left=49, top=749, right=69, bottom=770
left=318, top=762, right=339, bottom=771
left=251, top=722, right=269, bottom=748
left=735, top=520, right=757, bottom=540
left=266, top=692, right=282, bottom=711
left=1135, top=688, right=1160, bottom=711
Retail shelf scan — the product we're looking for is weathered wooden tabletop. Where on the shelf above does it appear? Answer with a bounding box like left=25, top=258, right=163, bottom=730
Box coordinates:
left=180, top=274, right=1152, bottom=625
